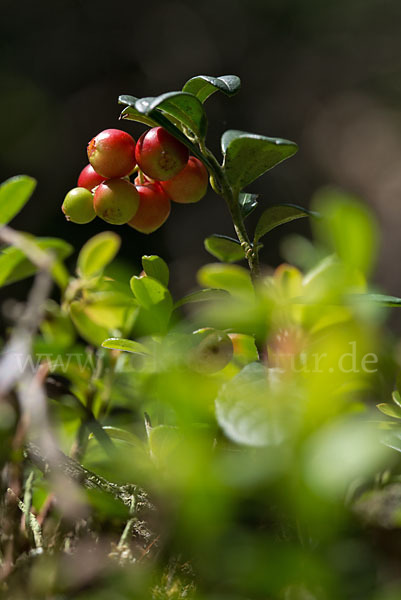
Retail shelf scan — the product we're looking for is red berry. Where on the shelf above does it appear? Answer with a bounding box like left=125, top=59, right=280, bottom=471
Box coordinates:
left=93, top=178, right=139, bottom=225
left=87, top=129, right=136, bottom=179
left=161, top=156, right=208, bottom=204
left=128, top=183, right=171, bottom=234
left=77, top=164, right=106, bottom=191
left=135, top=127, right=189, bottom=181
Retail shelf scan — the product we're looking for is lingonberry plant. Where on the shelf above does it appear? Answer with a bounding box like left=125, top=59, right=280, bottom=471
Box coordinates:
left=3, top=75, right=401, bottom=599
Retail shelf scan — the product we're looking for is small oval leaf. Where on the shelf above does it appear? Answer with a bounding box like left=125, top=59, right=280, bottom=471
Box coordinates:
left=377, top=403, right=401, bottom=420
left=197, top=263, right=253, bottom=298
left=121, top=99, right=209, bottom=168
left=182, top=74, right=241, bottom=103
left=134, top=91, right=207, bottom=139
left=102, top=337, right=150, bottom=355
left=118, top=95, right=159, bottom=127
left=204, top=234, right=245, bottom=263
left=130, top=275, right=172, bottom=332
left=254, top=204, right=314, bottom=243
left=77, top=232, right=121, bottom=278
left=174, top=288, right=229, bottom=309
left=216, top=363, right=286, bottom=447
left=0, top=175, right=36, bottom=226
left=239, top=192, right=259, bottom=219
left=141, top=255, right=169, bottom=287
left=221, top=130, right=298, bottom=191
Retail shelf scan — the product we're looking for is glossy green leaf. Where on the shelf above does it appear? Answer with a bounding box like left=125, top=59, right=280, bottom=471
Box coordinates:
left=141, top=255, right=169, bottom=287
left=197, top=263, right=253, bottom=298
left=69, top=301, right=110, bottom=347
left=377, top=403, right=401, bottom=420
left=102, top=337, right=150, bottom=355
left=239, top=192, right=259, bottom=219
left=134, top=91, right=207, bottom=139
left=204, top=234, right=245, bottom=263
left=77, top=231, right=120, bottom=278
left=174, top=288, right=229, bottom=309
left=254, top=203, right=314, bottom=243
left=120, top=95, right=209, bottom=167
left=182, top=74, right=241, bottom=103
left=221, top=130, right=298, bottom=191
left=0, top=237, right=73, bottom=288
left=0, top=175, right=36, bottom=225
left=118, top=95, right=159, bottom=127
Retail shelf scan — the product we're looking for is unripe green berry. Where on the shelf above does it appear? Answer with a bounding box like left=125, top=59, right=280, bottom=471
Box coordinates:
left=62, top=187, right=96, bottom=224
left=188, top=328, right=233, bottom=374
left=93, top=178, right=139, bottom=225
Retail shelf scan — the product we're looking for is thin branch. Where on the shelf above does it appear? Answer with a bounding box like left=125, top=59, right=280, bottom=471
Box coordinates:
left=25, top=442, right=156, bottom=546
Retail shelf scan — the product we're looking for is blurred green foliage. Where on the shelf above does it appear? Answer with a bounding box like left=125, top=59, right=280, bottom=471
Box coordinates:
left=1, top=171, right=401, bottom=599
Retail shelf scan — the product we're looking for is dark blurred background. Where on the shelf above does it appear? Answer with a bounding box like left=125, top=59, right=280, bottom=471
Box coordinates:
left=2, top=0, right=401, bottom=310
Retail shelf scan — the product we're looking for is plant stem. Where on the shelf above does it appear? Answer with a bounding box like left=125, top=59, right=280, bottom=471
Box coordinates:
left=200, top=144, right=260, bottom=279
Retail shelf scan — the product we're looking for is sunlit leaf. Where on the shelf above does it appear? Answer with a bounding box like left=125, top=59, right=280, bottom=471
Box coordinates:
left=102, top=337, right=150, bottom=355
left=69, top=301, right=110, bottom=347
left=0, top=175, right=36, bottom=225
left=77, top=231, right=121, bottom=278
left=377, top=403, right=401, bottom=420
left=141, top=255, right=169, bottom=287
left=197, top=263, right=253, bottom=298
left=130, top=275, right=172, bottom=332
left=204, top=234, right=245, bottom=263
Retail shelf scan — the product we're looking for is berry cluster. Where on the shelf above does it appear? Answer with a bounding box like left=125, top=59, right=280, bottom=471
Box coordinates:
left=62, top=127, right=209, bottom=233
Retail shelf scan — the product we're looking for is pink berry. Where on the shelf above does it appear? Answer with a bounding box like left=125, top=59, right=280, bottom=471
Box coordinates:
left=77, top=164, right=106, bottom=191
left=128, top=183, right=171, bottom=234
left=93, top=178, right=139, bottom=225
left=87, top=129, right=136, bottom=178
left=161, top=156, right=208, bottom=204
left=135, top=127, right=189, bottom=181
